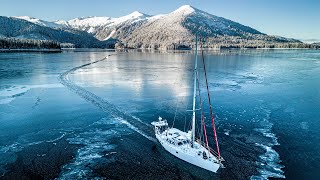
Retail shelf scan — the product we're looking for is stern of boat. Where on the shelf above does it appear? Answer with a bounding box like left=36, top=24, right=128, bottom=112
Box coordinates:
left=151, top=116, right=168, bottom=135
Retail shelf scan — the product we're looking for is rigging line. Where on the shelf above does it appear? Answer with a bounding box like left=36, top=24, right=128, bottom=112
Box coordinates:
left=183, top=95, right=188, bottom=132
left=198, top=41, right=204, bottom=143
left=171, top=54, right=186, bottom=128
left=187, top=115, right=192, bottom=133
left=196, top=48, right=210, bottom=153
left=184, top=115, right=187, bottom=132
left=200, top=37, right=221, bottom=160
left=172, top=99, right=179, bottom=128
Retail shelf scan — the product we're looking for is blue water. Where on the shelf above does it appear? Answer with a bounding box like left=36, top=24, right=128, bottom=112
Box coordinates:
left=0, top=49, right=319, bottom=179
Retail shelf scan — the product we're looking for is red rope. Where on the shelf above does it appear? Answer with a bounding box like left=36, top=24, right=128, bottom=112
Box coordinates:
left=196, top=70, right=209, bottom=150
left=200, top=48, right=221, bottom=159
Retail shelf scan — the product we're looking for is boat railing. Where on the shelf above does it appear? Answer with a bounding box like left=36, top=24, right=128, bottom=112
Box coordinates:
left=195, top=138, right=225, bottom=162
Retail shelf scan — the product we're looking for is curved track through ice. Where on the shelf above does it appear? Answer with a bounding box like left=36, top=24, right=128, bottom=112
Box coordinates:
left=58, top=55, right=156, bottom=142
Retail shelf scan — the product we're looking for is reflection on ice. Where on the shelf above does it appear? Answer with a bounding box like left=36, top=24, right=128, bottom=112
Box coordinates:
left=70, top=52, right=191, bottom=101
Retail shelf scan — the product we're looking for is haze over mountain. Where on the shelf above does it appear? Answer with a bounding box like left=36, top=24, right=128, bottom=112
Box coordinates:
left=1, top=5, right=318, bottom=49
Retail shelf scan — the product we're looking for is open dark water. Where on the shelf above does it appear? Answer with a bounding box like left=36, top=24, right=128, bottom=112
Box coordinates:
left=0, top=49, right=319, bottom=180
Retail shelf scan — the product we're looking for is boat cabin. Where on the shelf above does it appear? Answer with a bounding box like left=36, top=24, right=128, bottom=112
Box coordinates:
left=165, top=128, right=190, bottom=146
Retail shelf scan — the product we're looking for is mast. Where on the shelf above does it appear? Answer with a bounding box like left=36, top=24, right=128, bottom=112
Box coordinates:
left=191, top=33, right=198, bottom=147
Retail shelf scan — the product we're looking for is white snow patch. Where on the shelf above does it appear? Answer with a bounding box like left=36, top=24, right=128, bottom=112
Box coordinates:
left=14, top=16, right=65, bottom=28
left=65, top=11, right=147, bottom=30
left=67, top=16, right=112, bottom=28
left=103, top=30, right=116, bottom=40
left=0, top=97, right=15, bottom=105
left=0, top=84, right=63, bottom=105
left=173, top=5, right=195, bottom=15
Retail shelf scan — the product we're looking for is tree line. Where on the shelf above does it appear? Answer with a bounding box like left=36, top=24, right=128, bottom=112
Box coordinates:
left=0, top=38, right=61, bottom=49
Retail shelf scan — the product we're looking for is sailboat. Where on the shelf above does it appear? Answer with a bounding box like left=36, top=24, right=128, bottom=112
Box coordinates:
left=151, top=33, right=224, bottom=173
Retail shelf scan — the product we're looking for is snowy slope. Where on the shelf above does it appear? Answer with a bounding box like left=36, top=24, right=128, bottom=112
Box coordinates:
left=14, top=16, right=66, bottom=28
left=57, top=11, right=150, bottom=40
left=119, top=5, right=303, bottom=49
left=120, top=5, right=194, bottom=48
left=60, top=11, right=147, bottom=28
left=120, top=5, right=266, bottom=48
left=180, top=5, right=262, bottom=36
left=0, top=16, right=114, bottom=48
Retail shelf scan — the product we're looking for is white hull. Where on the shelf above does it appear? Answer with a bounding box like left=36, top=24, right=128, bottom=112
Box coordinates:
left=151, top=120, right=221, bottom=173
left=156, top=134, right=220, bottom=172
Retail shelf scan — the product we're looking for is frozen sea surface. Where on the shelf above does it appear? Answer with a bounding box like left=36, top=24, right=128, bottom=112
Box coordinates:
left=0, top=49, right=319, bottom=179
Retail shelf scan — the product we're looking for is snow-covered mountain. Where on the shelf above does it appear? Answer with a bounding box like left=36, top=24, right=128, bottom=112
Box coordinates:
left=0, top=16, right=115, bottom=48
left=60, top=11, right=147, bottom=28
left=64, top=5, right=269, bottom=48
left=55, top=11, right=149, bottom=40
left=118, top=5, right=302, bottom=49
left=14, top=16, right=65, bottom=29
left=2, top=5, right=309, bottom=49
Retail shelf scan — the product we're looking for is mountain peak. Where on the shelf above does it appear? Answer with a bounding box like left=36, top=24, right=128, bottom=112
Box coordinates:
left=14, top=16, right=29, bottom=18
left=127, top=11, right=147, bottom=18
left=173, top=5, right=196, bottom=14
left=14, top=16, right=38, bottom=21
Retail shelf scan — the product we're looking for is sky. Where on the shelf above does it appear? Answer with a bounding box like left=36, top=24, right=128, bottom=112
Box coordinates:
left=1, top=0, right=319, bottom=42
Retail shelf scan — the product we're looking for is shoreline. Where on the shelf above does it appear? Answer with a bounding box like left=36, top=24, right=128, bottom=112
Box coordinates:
left=1, top=47, right=318, bottom=53
left=0, top=49, right=62, bottom=53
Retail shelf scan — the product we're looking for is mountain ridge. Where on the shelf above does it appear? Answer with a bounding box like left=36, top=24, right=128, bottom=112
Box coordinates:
left=0, top=16, right=115, bottom=48
left=2, top=5, right=318, bottom=49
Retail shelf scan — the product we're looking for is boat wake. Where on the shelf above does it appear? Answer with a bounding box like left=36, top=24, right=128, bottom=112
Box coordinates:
left=58, top=55, right=156, bottom=142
